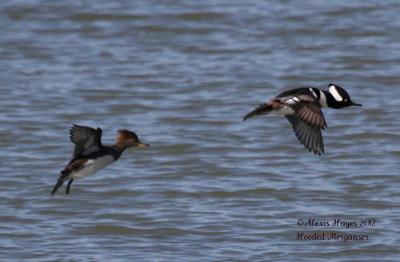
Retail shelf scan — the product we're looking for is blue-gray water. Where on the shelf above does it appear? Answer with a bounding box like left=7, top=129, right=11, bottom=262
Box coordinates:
left=1, top=0, right=399, bottom=261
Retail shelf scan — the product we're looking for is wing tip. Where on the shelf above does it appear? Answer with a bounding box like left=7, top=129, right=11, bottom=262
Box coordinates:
left=313, top=149, right=324, bottom=156
left=289, top=117, right=325, bottom=156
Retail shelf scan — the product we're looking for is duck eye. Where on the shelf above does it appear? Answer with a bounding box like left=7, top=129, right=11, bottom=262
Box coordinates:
left=344, top=99, right=347, bottom=102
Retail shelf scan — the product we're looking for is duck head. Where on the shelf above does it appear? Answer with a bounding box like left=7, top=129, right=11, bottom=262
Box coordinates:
left=116, top=129, right=150, bottom=149
left=327, top=83, right=362, bottom=108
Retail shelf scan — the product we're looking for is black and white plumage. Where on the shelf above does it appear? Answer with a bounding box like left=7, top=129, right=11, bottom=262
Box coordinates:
left=243, top=83, right=362, bottom=155
left=51, top=125, right=149, bottom=195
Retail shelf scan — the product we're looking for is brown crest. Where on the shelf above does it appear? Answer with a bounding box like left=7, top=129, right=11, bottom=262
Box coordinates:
left=115, top=129, right=139, bottom=148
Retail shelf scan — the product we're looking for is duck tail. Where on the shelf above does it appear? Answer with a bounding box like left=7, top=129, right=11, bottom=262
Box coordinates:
left=51, top=178, right=64, bottom=196
left=51, top=171, right=68, bottom=196
left=243, top=103, right=273, bottom=121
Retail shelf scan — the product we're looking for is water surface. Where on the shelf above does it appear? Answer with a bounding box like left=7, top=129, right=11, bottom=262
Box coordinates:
left=0, top=0, right=399, bottom=261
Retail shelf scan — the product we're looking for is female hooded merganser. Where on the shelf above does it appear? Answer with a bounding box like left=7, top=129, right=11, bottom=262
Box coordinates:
left=51, top=125, right=149, bottom=195
left=243, top=83, right=362, bottom=155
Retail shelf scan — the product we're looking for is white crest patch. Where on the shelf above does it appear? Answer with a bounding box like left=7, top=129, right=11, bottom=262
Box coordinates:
left=329, top=85, right=343, bottom=102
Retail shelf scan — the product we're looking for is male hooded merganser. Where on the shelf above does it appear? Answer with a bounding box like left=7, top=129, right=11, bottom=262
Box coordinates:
left=51, top=125, right=149, bottom=195
left=243, top=83, right=362, bottom=155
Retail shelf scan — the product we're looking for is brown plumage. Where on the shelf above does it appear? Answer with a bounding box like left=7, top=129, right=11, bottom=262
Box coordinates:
left=292, top=101, right=327, bottom=129
left=51, top=125, right=149, bottom=196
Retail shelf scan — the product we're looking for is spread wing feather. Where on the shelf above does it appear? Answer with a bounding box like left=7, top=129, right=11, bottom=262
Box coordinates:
left=285, top=115, right=325, bottom=155
left=279, top=94, right=327, bottom=129
left=69, top=125, right=102, bottom=157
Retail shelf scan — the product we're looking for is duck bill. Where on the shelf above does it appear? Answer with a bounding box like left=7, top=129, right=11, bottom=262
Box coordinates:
left=137, top=141, right=150, bottom=147
left=243, top=103, right=270, bottom=121
left=350, top=101, right=362, bottom=106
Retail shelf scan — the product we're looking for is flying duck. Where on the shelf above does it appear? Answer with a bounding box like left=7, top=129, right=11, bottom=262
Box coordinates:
left=51, top=125, right=149, bottom=195
left=243, top=83, right=362, bottom=155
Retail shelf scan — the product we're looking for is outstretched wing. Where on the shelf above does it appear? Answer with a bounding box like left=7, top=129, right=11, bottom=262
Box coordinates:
left=285, top=115, right=325, bottom=155
left=69, top=125, right=102, bottom=157
left=280, top=94, right=327, bottom=129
